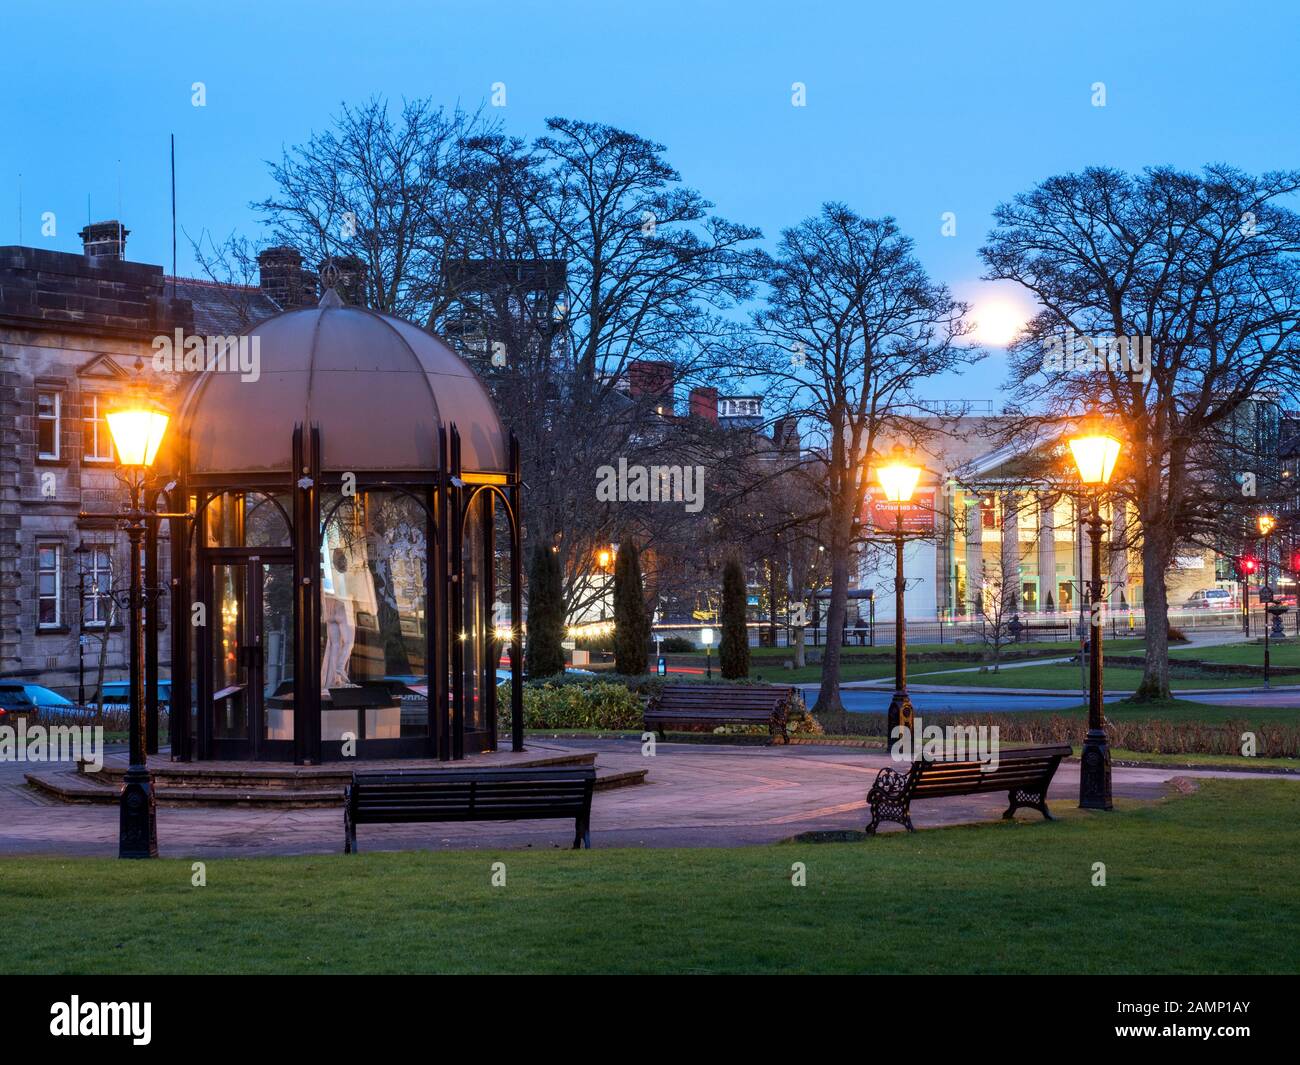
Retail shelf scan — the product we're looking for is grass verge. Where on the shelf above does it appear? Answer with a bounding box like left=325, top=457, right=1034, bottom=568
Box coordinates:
left=2, top=779, right=1295, bottom=974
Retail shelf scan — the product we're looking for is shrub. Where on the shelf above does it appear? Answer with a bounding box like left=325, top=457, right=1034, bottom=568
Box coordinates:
left=824, top=711, right=1300, bottom=758
left=496, top=680, right=643, bottom=731
left=719, top=556, right=750, bottom=679
left=525, top=542, right=566, bottom=678
left=659, top=635, right=696, bottom=653
left=613, top=537, right=650, bottom=675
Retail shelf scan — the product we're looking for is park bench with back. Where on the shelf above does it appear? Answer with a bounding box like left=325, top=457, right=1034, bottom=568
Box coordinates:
left=344, top=765, right=597, bottom=852
left=644, top=684, right=797, bottom=744
left=865, top=743, right=1071, bottom=833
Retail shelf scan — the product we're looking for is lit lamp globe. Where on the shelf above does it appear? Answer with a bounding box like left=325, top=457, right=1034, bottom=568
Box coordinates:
left=106, top=398, right=169, bottom=468
left=1067, top=426, right=1121, bottom=485
left=1258, top=513, right=1276, bottom=537
left=700, top=627, right=714, bottom=647
left=877, top=445, right=922, bottom=504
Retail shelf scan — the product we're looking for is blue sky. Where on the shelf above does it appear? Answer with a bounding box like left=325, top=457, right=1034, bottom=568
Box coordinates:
left=2, top=0, right=1296, bottom=402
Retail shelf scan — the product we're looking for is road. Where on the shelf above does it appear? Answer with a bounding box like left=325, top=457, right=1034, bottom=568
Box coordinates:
left=800, top=684, right=1300, bottom=714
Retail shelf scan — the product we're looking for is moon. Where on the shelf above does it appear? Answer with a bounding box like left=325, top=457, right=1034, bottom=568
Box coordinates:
left=970, top=300, right=1030, bottom=347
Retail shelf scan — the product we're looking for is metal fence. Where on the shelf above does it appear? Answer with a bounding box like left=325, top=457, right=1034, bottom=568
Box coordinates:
left=656, top=607, right=1292, bottom=649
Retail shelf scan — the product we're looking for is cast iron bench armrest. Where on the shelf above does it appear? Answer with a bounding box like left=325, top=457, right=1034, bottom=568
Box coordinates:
left=866, top=744, right=1072, bottom=835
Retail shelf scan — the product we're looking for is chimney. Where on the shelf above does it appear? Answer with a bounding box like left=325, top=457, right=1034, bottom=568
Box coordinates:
left=79, top=220, right=128, bottom=261
left=773, top=416, right=801, bottom=453
left=628, top=359, right=675, bottom=411
left=689, top=386, right=718, bottom=423
left=258, top=246, right=310, bottom=308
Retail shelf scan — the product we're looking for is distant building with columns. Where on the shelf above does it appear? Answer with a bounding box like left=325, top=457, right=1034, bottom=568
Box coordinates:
left=858, top=419, right=1216, bottom=621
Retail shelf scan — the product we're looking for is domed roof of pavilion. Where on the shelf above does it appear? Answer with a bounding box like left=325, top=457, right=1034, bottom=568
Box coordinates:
left=182, top=288, right=508, bottom=475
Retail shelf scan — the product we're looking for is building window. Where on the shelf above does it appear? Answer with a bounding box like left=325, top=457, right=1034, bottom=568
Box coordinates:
left=37, top=391, right=61, bottom=459
left=37, top=542, right=62, bottom=628
left=82, top=393, right=115, bottom=462
left=83, top=545, right=115, bottom=626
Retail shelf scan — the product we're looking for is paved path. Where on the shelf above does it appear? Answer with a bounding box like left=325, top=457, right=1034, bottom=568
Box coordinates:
left=0, top=738, right=1292, bottom=859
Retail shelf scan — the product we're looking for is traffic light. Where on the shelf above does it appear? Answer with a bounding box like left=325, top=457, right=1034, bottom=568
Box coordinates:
left=1240, top=556, right=1259, bottom=577
left=1292, top=550, right=1300, bottom=573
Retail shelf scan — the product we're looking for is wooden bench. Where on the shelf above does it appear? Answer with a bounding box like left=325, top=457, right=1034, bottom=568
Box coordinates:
left=644, top=684, right=797, bottom=744
left=865, top=744, right=1071, bottom=834
left=344, top=766, right=597, bottom=853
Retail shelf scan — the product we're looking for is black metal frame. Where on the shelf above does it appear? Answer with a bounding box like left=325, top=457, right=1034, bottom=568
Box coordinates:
left=161, top=420, right=524, bottom=766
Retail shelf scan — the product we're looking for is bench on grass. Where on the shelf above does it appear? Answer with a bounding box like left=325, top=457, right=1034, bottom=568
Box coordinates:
left=643, top=684, right=797, bottom=744
left=865, top=743, right=1071, bottom=834
left=344, top=766, right=597, bottom=853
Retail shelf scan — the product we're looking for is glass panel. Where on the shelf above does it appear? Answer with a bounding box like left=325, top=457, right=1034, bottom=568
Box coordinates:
left=320, top=491, right=428, bottom=740
left=213, top=563, right=248, bottom=739
left=262, top=563, right=294, bottom=741
left=463, top=492, right=490, bottom=736
left=205, top=492, right=291, bottom=548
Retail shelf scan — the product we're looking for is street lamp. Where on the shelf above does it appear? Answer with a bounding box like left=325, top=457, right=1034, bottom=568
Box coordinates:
left=1067, top=420, right=1122, bottom=811
left=1257, top=512, right=1282, bottom=685
left=701, top=627, right=714, bottom=680
left=877, top=444, right=922, bottom=746
left=105, top=389, right=170, bottom=859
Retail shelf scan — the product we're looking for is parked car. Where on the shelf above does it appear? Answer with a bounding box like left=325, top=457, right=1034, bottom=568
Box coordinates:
left=1183, top=588, right=1235, bottom=610
left=0, top=682, right=82, bottom=716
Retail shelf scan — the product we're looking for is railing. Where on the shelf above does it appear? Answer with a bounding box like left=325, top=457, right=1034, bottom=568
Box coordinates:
left=654, top=607, right=1293, bottom=649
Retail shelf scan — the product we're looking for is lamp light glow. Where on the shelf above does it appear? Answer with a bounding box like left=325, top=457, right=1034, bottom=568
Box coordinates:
left=876, top=445, right=922, bottom=504
left=700, top=627, right=714, bottom=647
left=106, top=400, right=169, bottom=468
left=1258, top=513, right=1276, bottom=536
left=1067, top=426, right=1121, bottom=485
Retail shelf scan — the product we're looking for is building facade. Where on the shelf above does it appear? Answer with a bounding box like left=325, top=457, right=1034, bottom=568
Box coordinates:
left=0, top=226, right=303, bottom=697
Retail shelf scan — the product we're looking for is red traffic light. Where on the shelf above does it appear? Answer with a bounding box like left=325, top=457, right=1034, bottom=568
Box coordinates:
left=1241, top=556, right=1259, bottom=575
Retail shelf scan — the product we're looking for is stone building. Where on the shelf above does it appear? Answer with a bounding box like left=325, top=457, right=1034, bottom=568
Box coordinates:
left=858, top=419, right=1218, bottom=622
left=0, top=226, right=317, bottom=698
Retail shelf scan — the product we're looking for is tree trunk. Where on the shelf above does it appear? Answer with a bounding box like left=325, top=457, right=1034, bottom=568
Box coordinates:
left=812, top=551, right=850, bottom=727
left=1134, top=531, right=1172, bottom=701
left=92, top=619, right=112, bottom=727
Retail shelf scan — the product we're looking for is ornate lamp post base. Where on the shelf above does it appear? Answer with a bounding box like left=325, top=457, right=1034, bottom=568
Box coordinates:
left=886, top=688, right=915, bottom=752
left=119, top=765, right=158, bottom=858
left=1078, top=727, right=1113, bottom=810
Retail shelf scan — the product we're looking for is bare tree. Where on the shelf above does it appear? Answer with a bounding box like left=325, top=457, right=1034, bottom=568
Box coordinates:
left=974, top=555, right=1017, bottom=672
left=750, top=205, right=978, bottom=723
left=254, top=97, right=489, bottom=319
left=982, top=165, right=1300, bottom=699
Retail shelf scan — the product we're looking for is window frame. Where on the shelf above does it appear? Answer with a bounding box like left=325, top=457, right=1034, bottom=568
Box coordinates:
left=36, top=390, right=61, bottom=461
left=81, top=392, right=116, bottom=463
left=84, top=544, right=115, bottom=627
left=37, top=541, right=63, bottom=629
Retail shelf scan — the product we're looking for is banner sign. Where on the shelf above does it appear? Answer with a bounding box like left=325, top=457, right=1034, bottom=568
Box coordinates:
left=863, top=489, right=937, bottom=534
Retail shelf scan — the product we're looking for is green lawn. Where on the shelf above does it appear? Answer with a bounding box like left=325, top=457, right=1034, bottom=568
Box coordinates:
left=1170, top=640, right=1300, bottom=669
left=743, top=637, right=1146, bottom=660
left=2, top=779, right=1295, bottom=974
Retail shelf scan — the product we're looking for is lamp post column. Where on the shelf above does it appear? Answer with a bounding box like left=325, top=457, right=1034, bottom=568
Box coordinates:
left=1263, top=532, right=1271, bottom=687
left=886, top=506, right=914, bottom=746
left=1079, top=493, right=1112, bottom=810
left=119, top=472, right=158, bottom=858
